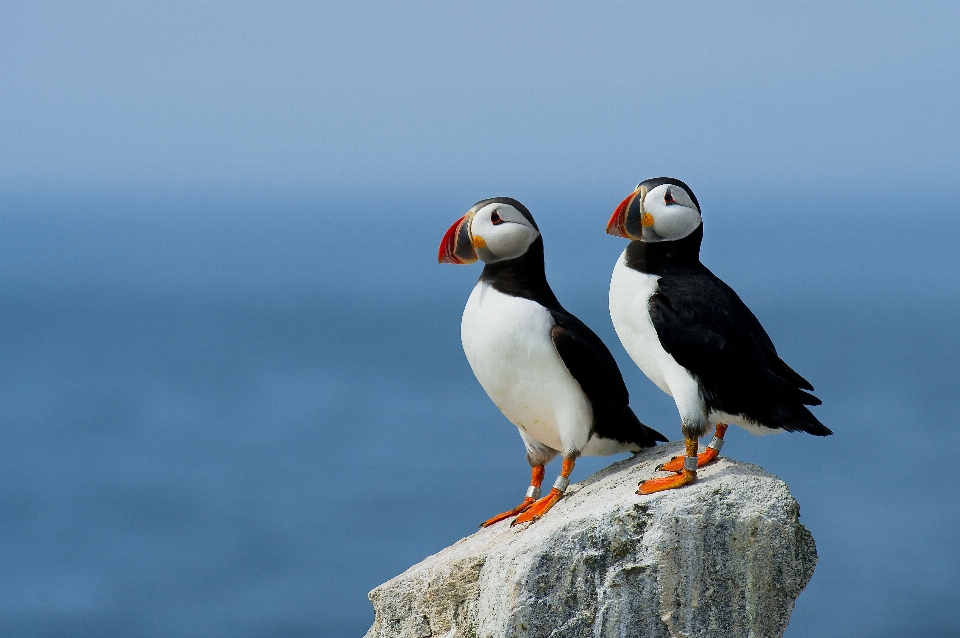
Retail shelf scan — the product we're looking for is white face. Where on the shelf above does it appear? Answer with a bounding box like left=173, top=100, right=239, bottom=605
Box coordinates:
left=469, top=203, right=541, bottom=263
left=641, top=183, right=702, bottom=242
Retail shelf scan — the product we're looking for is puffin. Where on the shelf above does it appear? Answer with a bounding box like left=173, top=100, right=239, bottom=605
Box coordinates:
left=605, top=178, right=832, bottom=495
left=439, top=197, right=667, bottom=525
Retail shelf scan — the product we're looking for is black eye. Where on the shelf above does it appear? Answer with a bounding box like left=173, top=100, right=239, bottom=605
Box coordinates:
left=664, top=190, right=676, bottom=205
left=491, top=211, right=504, bottom=225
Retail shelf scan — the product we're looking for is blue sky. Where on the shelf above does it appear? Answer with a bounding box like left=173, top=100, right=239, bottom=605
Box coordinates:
left=3, top=1, right=959, bottom=201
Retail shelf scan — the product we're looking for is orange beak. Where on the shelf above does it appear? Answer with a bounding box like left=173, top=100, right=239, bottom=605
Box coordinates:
left=606, top=186, right=647, bottom=240
left=438, top=213, right=478, bottom=264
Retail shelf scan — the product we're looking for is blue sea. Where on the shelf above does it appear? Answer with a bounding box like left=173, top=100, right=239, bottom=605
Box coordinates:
left=1, top=192, right=958, bottom=637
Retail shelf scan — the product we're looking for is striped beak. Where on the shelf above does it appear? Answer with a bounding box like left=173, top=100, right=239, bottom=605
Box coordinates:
left=438, top=213, right=478, bottom=264
left=606, top=185, right=648, bottom=240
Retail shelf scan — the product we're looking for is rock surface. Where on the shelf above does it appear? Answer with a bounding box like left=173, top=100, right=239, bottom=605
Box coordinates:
left=365, top=442, right=817, bottom=638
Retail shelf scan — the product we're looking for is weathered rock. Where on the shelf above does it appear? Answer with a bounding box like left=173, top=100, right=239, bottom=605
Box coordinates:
left=365, top=442, right=817, bottom=638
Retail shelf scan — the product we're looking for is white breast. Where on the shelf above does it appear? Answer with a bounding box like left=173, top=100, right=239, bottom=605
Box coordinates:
left=609, top=250, right=704, bottom=429
left=460, top=280, right=592, bottom=455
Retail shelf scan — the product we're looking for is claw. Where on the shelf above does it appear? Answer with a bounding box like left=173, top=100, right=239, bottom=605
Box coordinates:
left=657, top=447, right=719, bottom=472
left=658, top=425, right=727, bottom=472
left=656, top=456, right=682, bottom=472
left=482, top=464, right=545, bottom=527
left=480, top=498, right=535, bottom=527
left=637, top=469, right=696, bottom=495
left=511, top=488, right=563, bottom=525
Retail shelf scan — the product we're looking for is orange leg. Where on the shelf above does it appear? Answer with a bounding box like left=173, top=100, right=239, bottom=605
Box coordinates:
left=657, top=424, right=728, bottom=472
left=481, top=465, right=545, bottom=527
left=512, top=457, right=575, bottom=525
left=638, top=437, right=699, bottom=494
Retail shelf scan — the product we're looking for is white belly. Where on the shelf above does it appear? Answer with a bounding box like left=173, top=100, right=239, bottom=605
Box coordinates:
left=609, top=250, right=704, bottom=430
left=460, top=281, right=592, bottom=454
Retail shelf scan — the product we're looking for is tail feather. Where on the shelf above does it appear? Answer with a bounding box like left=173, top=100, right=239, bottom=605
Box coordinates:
left=776, top=404, right=832, bottom=436
left=622, top=404, right=669, bottom=445
left=593, top=403, right=668, bottom=447
left=772, top=357, right=815, bottom=391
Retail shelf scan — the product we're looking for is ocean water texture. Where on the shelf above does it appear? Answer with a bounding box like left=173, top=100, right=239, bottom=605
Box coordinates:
left=0, top=193, right=958, bottom=637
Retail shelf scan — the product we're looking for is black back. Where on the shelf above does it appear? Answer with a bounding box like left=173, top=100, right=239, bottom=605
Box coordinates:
left=624, top=228, right=832, bottom=436
left=481, top=237, right=668, bottom=447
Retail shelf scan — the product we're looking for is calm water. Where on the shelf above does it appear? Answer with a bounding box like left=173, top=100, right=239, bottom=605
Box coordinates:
left=1, top=193, right=958, bottom=637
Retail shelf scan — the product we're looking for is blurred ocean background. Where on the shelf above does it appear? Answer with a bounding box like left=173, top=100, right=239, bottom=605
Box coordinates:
left=2, top=2, right=959, bottom=637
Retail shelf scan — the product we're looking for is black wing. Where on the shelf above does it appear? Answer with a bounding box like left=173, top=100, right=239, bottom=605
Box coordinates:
left=650, top=266, right=832, bottom=436
left=549, top=310, right=668, bottom=447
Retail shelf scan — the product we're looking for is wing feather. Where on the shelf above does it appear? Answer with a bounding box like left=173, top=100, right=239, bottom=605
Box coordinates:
left=649, top=267, right=829, bottom=435
left=550, top=312, right=667, bottom=446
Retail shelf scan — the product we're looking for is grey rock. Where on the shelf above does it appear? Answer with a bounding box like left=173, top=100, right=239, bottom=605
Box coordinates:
left=365, top=442, right=817, bottom=638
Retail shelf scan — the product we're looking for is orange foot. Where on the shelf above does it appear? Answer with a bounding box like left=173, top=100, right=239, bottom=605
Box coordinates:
left=511, top=488, right=563, bottom=525
left=637, top=469, right=696, bottom=495
left=480, top=498, right=535, bottom=527
left=657, top=447, right=719, bottom=472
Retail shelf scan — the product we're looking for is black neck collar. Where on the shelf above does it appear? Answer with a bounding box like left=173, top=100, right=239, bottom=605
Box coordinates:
left=624, top=224, right=704, bottom=274
left=479, top=236, right=564, bottom=312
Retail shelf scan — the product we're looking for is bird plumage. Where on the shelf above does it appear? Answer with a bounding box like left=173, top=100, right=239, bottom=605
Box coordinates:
left=606, top=177, right=831, bottom=495
left=465, top=237, right=666, bottom=456
left=442, top=198, right=665, bottom=524
left=614, top=226, right=830, bottom=438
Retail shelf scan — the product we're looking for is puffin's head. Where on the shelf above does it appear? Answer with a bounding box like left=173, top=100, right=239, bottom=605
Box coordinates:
left=438, top=198, right=540, bottom=265
left=606, top=177, right=701, bottom=243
